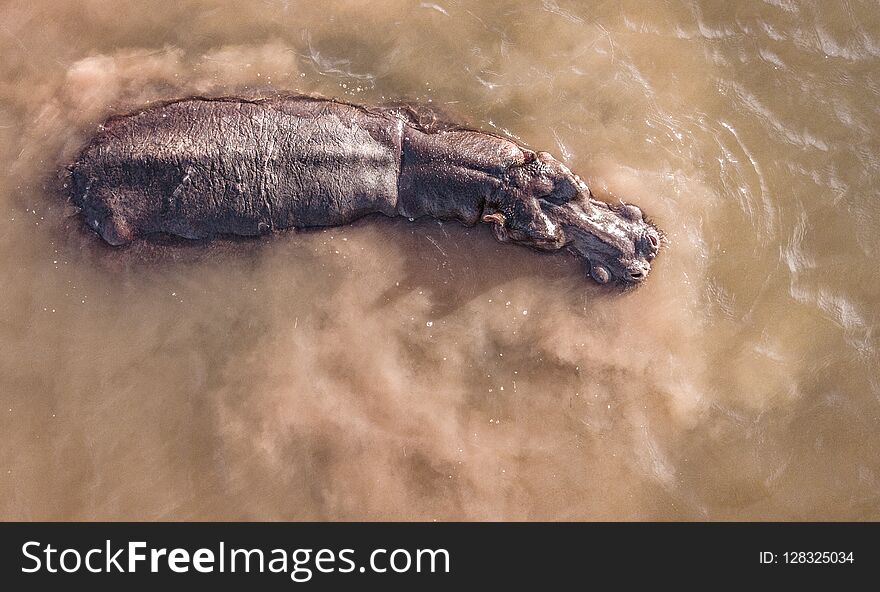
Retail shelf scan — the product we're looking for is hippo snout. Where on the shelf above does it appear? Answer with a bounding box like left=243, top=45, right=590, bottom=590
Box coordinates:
left=626, top=260, right=651, bottom=282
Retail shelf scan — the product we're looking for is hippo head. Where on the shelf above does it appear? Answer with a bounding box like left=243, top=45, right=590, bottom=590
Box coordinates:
left=482, top=151, right=661, bottom=285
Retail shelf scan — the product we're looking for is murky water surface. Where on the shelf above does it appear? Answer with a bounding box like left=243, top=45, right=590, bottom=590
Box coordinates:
left=1, top=0, right=878, bottom=519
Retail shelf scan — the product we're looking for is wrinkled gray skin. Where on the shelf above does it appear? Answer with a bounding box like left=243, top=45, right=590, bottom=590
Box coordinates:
left=70, top=96, right=661, bottom=284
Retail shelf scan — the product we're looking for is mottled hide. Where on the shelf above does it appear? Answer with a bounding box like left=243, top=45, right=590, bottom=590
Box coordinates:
left=70, top=96, right=661, bottom=283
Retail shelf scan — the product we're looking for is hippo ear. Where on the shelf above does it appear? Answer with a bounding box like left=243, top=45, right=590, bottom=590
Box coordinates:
left=482, top=212, right=509, bottom=242
left=482, top=212, right=506, bottom=226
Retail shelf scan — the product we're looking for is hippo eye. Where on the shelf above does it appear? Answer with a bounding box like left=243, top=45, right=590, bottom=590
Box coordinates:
left=540, top=176, right=578, bottom=205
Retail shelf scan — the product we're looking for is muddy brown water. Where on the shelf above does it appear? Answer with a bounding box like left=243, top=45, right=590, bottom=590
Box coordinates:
left=1, top=0, right=878, bottom=520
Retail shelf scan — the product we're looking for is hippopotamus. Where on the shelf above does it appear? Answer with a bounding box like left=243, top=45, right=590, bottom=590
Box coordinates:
left=68, top=96, right=661, bottom=284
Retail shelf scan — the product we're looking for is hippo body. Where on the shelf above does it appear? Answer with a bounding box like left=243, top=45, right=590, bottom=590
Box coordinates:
left=70, top=96, right=660, bottom=284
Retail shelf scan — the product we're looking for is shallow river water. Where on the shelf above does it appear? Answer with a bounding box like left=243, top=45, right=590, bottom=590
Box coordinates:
left=1, top=0, right=879, bottom=520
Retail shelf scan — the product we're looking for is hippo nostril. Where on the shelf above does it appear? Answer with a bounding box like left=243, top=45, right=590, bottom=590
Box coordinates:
left=648, top=234, right=658, bottom=249
left=628, top=268, right=649, bottom=282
